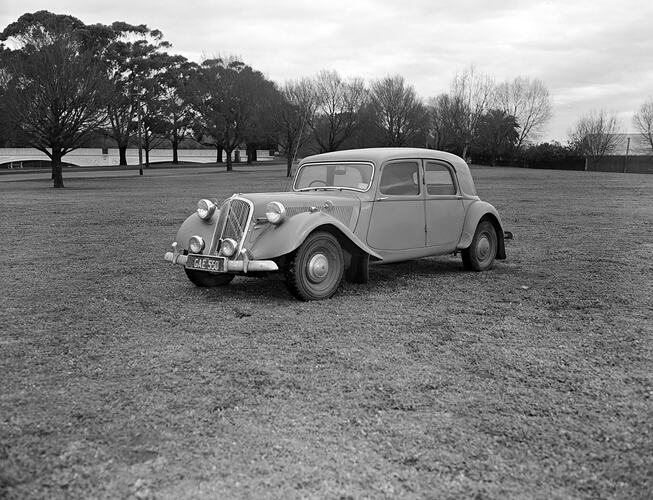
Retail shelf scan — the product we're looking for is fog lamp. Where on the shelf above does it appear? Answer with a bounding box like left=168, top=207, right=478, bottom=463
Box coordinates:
left=197, top=199, right=216, bottom=221
left=265, top=201, right=287, bottom=224
left=189, top=235, right=205, bottom=254
left=221, top=238, right=237, bottom=257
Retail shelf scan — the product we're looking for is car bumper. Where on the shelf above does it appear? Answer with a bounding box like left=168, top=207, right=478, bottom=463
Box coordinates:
left=164, top=251, right=279, bottom=273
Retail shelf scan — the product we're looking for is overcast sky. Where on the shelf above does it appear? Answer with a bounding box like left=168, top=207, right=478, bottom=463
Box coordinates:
left=2, top=0, right=652, bottom=142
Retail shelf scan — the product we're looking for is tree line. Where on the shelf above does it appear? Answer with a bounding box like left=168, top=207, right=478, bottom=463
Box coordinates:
left=1, top=11, right=651, bottom=188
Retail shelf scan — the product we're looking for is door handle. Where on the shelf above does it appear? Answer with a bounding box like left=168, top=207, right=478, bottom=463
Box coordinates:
left=376, top=196, right=389, bottom=201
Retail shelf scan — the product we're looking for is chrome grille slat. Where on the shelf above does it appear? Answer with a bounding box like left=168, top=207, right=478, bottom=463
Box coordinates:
left=210, top=197, right=252, bottom=256
left=223, top=199, right=249, bottom=240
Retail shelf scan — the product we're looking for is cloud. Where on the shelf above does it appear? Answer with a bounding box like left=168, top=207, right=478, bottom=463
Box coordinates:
left=2, top=0, right=652, bottom=140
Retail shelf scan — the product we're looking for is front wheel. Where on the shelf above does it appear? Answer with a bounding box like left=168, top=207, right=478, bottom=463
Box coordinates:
left=462, top=220, right=498, bottom=271
left=285, top=231, right=344, bottom=300
left=184, top=268, right=235, bottom=287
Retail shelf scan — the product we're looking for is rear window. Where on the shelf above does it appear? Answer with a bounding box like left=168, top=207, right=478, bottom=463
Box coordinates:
left=425, top=161, right=456, bottom=195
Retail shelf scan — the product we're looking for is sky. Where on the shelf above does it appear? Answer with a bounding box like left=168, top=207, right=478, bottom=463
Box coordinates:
left=2, top=0, right=652, bottom=142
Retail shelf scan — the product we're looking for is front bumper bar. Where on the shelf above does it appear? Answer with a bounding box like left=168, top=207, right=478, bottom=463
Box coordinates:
left=164, top=251, right=278, bottom=273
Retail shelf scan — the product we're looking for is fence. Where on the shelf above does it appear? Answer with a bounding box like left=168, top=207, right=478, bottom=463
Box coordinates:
left=522, top=156, right=653, bottom=174
left=587, top=155, right=653, bottom=174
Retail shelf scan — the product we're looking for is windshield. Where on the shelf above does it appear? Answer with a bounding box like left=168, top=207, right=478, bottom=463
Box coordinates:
left=293, top=162, right=374, bottom=191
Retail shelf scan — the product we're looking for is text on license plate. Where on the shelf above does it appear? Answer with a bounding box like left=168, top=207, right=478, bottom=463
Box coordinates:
left=186, top=255, right=226, bottom=272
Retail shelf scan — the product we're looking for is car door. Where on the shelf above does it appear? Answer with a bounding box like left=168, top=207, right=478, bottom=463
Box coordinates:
left=424, top=160, right=465, bottom=251
left=367, top=160, right=426, bottom=251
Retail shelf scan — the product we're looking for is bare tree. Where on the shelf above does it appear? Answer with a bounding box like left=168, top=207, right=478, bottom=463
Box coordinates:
left=369, top=75, right=426, bottom=146
left=427, top=93, right=466, bottom=152
left=154, top=58, right=198, bottom=164
left=568, top=109, right=623, bottom=170
left=311, top=70, right=367, bottom=153
left=190, top=57, right=279, bottom=171
left=450, top=65, right=495, bottom=158
left=277, top=78, right=316, bottom=176
left=99, top=23, right=173, bottom=166
left=494, top=76, right=552, bottom=151
left=0, top=31, right=108, bottom=187
left=632, top=100, right=653, bottom=154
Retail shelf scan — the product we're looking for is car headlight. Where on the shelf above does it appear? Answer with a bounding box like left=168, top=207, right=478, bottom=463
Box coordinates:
left=265, top=201, right=286, bottom=224
left=221, top=238, right=237, bottom=257
left=189, top=235, right=205, bottom=254
left=197, top=199, right=216, bottom=221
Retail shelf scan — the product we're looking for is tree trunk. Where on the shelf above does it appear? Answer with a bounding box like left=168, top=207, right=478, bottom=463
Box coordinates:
left=216, top=146, right=223, bottom=163
left=145, top=149, right=150, bottom=167
left=246, top=144, right=257, bottom=164
left=225, top=148, right=233, bottom=171
left=172, top=138, right=179, bottom=164
left=119, top=145, right=128, bottom=166
left=51, top=149, right=65, bottom=188
left=286, top=155, right=293, bottom=177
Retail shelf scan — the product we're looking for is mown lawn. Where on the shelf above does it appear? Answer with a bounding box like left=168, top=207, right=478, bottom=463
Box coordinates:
left=1, top=163, right=651, bottom=499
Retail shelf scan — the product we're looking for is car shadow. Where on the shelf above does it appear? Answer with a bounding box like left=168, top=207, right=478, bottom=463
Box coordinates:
left=369, top=255, right=465, bottom=283
left=188, top=254, right=512, bottom=304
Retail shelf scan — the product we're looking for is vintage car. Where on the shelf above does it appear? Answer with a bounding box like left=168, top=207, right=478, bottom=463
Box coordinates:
left=164, top=147, right=511, bottom=300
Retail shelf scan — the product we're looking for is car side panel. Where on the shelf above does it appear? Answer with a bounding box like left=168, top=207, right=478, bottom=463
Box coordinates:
left=367, top=197, right=426, bottom=251
left=249, top=212, right=383, bottom=261
left=425, top=197, right=465, bottom=251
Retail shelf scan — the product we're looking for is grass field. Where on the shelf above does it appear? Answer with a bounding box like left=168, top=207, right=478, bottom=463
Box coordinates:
left=1, top=164, right=651, bottom=499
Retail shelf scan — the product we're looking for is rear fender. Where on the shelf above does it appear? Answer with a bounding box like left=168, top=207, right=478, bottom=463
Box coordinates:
left=250, top=212, right=382, bottom=261
left=458, top=201, right=506, bottom=260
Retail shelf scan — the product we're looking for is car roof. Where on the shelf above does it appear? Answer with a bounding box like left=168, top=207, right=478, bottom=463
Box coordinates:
left=299, top=147, right=477, bottom=196
left=300, top=147, right=465, bottom=167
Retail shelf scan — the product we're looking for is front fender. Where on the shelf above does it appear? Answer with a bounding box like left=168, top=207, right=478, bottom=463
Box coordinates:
left=173, top=212, right=218, bottom=250
left=250, top=212, right=382, bottom=261
left=458, top=201, right=506, bottom=259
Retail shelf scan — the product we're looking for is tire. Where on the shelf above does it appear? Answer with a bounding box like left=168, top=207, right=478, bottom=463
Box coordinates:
left=285, top=231, right=344, bottom=300
left=462, top=220, right=498, bottom=271
left=184, top=268, right=235, bottom=287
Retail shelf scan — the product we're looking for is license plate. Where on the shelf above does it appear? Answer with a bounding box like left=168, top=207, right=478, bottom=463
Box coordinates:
left=185, top=254, right=226, bottom=273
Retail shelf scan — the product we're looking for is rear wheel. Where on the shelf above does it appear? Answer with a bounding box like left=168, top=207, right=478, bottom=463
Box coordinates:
left=285, top=231, right=344, bottom=300
left=462, top=220, right=497, bottom=271
left=184, top=268, right=235, bottom=287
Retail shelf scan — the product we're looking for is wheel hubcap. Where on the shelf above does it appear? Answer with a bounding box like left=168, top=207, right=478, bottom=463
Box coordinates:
left=307, top=253, right=329, bottom=282
left=477, top=234, right=491, bottom=261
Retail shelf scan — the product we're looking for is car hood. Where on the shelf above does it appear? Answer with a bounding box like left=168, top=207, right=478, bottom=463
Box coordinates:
left=235, top=191, right=362, bottom=227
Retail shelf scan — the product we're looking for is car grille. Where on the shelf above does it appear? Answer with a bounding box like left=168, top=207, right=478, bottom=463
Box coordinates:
left=211, top=197, right=252, bottom=255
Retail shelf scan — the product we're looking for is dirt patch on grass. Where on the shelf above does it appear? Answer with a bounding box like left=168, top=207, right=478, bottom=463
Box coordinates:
left=1, top=165, right=651, bottom=499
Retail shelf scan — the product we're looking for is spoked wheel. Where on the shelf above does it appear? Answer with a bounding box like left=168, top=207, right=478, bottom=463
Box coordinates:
left=285, top=231, right=344, bottom=300
left=462, top=220, right=498, bottom=271
left=184, top=268, right=235, bottom=287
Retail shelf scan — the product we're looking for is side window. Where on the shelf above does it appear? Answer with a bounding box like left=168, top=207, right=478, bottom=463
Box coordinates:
left=379, top=161, right=420, bottom=196
left=425, top=161, right=456, bottom=195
